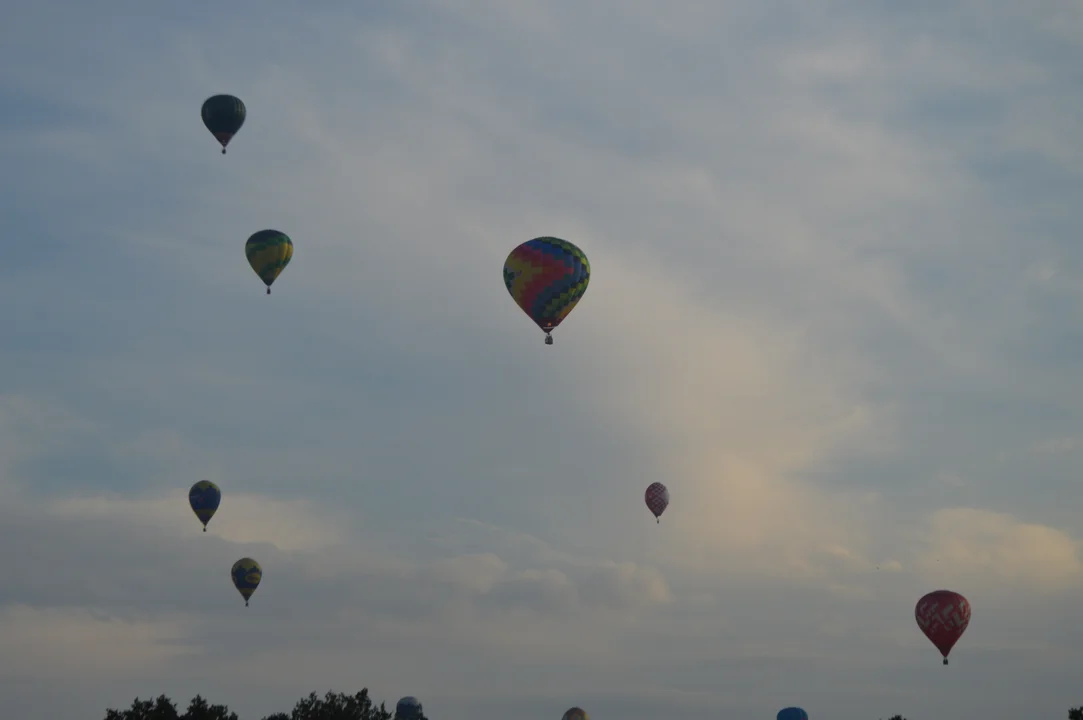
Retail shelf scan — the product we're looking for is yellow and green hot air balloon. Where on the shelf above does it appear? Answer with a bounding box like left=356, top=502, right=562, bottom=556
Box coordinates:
left=231, top=558, right=262, bottom=607
left=245, top=230, right=293, bottom=295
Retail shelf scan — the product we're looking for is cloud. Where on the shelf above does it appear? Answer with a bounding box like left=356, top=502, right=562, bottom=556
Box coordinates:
left=914, top=507, right=1083, bottom=591
left=0, top=605, right=196, bottom=681
left=45, top=491, right=353, bottom=552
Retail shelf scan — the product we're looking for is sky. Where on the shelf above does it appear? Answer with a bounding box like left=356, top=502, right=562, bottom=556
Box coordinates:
left=1, top=1, right=1082, bottom=718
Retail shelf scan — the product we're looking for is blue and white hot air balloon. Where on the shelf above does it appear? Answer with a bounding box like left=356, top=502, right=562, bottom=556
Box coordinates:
left=395, top=696, right=423, bottom=720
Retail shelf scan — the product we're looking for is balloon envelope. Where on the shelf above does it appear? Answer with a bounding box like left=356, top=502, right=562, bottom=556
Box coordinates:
left=915, top=589, right=970, bottom=663
left=645, top=482, right=669, bottom=520
left=561, top=708, right=589, bottom=720
left=231, top=558, right=262, bottom=606
left=188, top=480, right=221, bottom=531
left=395, top=696, right=422, bottom=720
left=778, top=708, right=808, bottom=720
left=245, top=230, right=293, bottom=293
left=201, top=94, right=246, bottom=153
left=503, top=237, right=590, bottom=341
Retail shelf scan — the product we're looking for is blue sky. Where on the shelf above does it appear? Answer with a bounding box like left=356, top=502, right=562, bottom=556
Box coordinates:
left=2, top=1, right=1082, bottom=718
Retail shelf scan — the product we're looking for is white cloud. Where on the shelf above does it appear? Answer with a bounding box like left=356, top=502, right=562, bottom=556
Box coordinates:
left=0, top=605, right=196, bottom=681
left=42, top=490, right=353, bottom=552
left=914, top=507, right=1083, bottom=591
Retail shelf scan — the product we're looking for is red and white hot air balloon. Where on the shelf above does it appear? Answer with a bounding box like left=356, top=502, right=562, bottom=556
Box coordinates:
left=915, top=589, right=971, bottom=665
left=644, top=482, right=669, bottom=523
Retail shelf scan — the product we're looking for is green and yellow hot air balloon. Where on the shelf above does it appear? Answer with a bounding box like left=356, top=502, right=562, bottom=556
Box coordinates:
left=245, top=230, right=293, bottom=295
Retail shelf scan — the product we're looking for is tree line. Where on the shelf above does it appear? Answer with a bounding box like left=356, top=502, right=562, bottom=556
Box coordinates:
left=102, top=690, right=427, bottom=720
left=882, top=711, right=1083, bottom=720
left=101, top=693, right=1083, bottom=719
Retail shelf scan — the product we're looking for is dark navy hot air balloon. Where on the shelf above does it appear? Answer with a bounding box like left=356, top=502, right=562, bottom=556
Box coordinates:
left=188, top=480, right=221, bottom=532
left=777, top=707, right=808, bottom=720
left=201, top=94, right=246, bottom=154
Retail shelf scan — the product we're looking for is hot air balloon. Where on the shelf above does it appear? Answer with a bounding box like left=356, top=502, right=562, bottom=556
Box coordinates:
left=201, top=94, right=246, bottom=154
left=245, top=230, right=293, bottom=294
left=231, top=558, right=262, bottom=607
left=503, top=236, right=590, bottom=345
left=915, top=589, right=970, bottom=665
left=645, top=482, right=669, bottom=523
left=395, top=696, right=423, bottom=720
left=188, top=480, right=221, bottom=532
left=777, top=707, right=808, bottom=720
left=561, top=708, right=589, bottom=720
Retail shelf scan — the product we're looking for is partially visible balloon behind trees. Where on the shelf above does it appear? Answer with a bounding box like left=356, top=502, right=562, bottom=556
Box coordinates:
left=102, top=689, right=427, bottom=720
left=394, top=697, right=423, bottom=720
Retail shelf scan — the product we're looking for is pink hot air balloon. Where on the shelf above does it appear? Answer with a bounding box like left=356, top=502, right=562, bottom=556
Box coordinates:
left=915, top=589, right=971, bottom=665
left=645, top=482, right=669, bottom=523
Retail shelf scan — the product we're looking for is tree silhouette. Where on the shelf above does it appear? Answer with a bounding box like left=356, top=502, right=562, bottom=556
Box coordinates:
left=103, top=690, right=427, bottom=720
left=104, top=695, right=237, bottom=720
left=264, top=690, right=393, bottom=720
left=880, top=716, right=906, bottom=720
left=1068, top=706, right=1083, bottom=720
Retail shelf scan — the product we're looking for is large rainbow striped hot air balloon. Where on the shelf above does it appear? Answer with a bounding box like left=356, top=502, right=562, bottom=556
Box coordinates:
left=503, top=236, right=590, bottom=345
left=245, top=230, right=293, bottom=294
